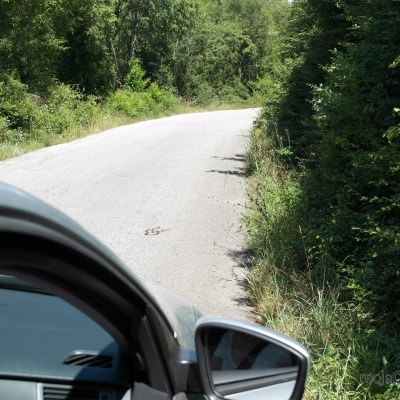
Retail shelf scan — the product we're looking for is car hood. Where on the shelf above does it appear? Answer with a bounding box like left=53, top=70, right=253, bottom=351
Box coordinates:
left=144, top=282, right=203, bottom=350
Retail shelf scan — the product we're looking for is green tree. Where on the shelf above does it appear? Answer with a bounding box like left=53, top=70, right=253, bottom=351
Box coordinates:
left=124, top=58, right=149, bottom=91
left=57, top=0, right=114, bottom=95
left=253, top=0, right=400, bottom=322
left=0, top=0, right=66, bottom=92
left=303, top=0, right=400, bottom=318
left=259, top=0, right=349, bottom=157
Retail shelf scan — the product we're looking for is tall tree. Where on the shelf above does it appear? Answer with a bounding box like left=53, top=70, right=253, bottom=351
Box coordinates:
left=272, top=0, right=349, bottom=157
left=57, top=0, right=114, bottom=95
left=0, top=0, right=66, bottom=92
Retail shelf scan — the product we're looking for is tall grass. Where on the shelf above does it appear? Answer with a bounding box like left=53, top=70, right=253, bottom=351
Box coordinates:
left=244, top=126, right=400, bottom=399
left=0, top=112, right=135, bottom=161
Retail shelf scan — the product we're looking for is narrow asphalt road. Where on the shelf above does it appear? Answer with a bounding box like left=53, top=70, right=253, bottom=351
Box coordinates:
left=0, top=109, right=259, bottom=320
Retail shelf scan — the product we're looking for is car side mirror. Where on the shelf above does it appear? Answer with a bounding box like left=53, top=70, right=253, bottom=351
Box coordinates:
left=195, top=318, right=309, bottom=400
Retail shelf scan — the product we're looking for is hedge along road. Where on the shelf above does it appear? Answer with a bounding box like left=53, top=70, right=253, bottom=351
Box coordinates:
left=0, top=109, right=260, bottom=320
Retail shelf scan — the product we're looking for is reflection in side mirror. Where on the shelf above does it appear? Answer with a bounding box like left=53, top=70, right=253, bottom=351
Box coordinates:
left=207, top=328, right=298, bottom=399
left=195, top=318, right=310, bottom=400
left=208, top=328, right=297, bottom=370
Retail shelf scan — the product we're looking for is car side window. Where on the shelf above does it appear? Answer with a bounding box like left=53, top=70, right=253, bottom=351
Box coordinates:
left=0, top=276, right=131, bottom=400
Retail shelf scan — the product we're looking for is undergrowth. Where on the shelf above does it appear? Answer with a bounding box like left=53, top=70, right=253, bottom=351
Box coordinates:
left=0, top=72, right=258, bottom=161
left=244, top=127, right=400, bottom=399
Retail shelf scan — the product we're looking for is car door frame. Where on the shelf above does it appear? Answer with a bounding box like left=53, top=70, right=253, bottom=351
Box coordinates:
left=0, top=215, right=178, bottom=397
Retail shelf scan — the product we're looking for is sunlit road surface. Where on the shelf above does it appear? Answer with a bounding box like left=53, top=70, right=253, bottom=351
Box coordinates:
left=0, top=109, right=260, bottom=320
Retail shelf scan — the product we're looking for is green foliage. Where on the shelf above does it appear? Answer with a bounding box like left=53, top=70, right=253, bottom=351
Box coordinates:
left=102, top=0, right=286, bottom=103
left=301, top=0, right=400, bottom=321
left=245, top=126, right=400, bottom=399
left=0, top=74, right=34, bottom=132
left=255, top=0, right=350, bottom=160
left=0, top=0, right=288, bottom=105
left=106, top=83, right=178, bottom=118
left=0, top=0, right=66, bottom=92
left=56, top=0, right=114, bottom=95
left=245, top=0, right=400, bottom=397
left=0, top=0, right=286, bottom=157
left=124, top=58, right=149, bottom=92
left=245, top=126, right=303, bottom=263
left=0, top=74, right=98, bottom=144
left=40, top=83, right=99, bottom=135
left=250, top=0, right=400, bottom=323
left=2, top=0, right=284, bottom=115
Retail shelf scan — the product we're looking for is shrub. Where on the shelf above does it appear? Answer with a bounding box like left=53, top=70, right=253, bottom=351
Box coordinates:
left=244, top=1, right=400, bottom=397
left=124, top=58, right=149, bottom=92
left=106, top=84, right=178, bottom=118
left=0, top=74, right=38, bottom=133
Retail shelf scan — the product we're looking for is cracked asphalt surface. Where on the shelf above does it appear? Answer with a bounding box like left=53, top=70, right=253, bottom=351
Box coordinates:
left=0, top=108, right=260, bottom=320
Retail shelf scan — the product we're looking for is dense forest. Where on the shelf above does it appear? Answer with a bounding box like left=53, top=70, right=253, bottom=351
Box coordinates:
left=245, top=0, right=400, bottom=398
left=0, top=0, right=287, bottom=159
left=0, top=0, right=284, bottom=96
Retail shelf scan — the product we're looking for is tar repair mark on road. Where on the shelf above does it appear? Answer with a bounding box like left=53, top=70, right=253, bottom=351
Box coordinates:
left=145, top=227, right=171, bottom=236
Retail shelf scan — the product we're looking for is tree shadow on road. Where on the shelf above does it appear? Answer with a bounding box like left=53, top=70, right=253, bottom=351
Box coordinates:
left=220, top=154, right=246, bottom=162
left=226, top=248, right=255, bottom=312
left=207, top=153, right=247, bottom=177
left=210, top=153, right=246, bottom=162
left=206, top=169, right=247, bottom=177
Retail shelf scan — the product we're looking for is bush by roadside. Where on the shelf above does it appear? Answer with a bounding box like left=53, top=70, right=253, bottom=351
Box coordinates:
left=243, top=1, right=400, bottom=398
left=244, top=123, right=400, bottom=399
left=0, top=71, right=259, bottom=161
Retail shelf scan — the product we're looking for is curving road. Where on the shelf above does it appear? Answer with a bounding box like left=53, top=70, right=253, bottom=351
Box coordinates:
left=0, top=109, right=259, bottom=320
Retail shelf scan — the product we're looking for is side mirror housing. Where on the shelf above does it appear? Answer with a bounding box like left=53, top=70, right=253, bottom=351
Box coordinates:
left=195, top=318, right=310, bottom=400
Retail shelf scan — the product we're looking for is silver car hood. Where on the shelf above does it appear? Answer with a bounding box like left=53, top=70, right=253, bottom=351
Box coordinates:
left=144, top=282, right=203, bottom=350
